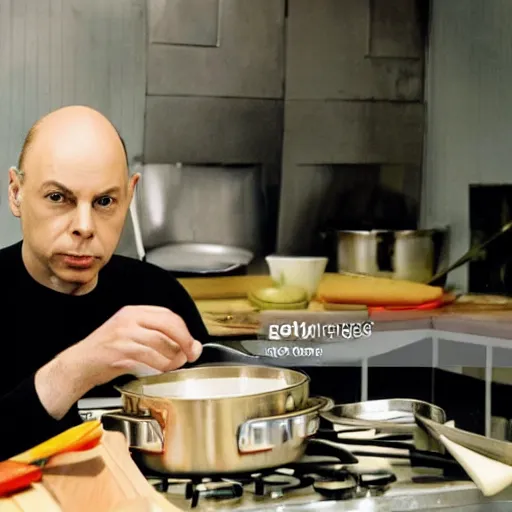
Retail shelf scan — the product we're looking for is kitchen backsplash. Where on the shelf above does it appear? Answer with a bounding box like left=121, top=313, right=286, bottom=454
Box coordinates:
left=422, top=0, right=512, bottom=292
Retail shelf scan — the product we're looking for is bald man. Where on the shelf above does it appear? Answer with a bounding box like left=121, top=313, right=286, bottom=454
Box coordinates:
left=0, top=106, right=209, bottom=460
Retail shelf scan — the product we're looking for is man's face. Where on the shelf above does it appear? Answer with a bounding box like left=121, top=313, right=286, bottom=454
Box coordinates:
left=9, top=132, right=138, bottom=292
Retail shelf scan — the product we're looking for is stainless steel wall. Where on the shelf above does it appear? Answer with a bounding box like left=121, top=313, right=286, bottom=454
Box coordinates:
left=0, top=0, right=427, bottom=259
left=142, top=0, right=285, bottom=256
left=142, top=0, right=426, bottom=256
left=136, top=164, right=265, bottom=253
left=422, top=0, right=512, bottom=292
left=278, top=0, right=426, bottom=254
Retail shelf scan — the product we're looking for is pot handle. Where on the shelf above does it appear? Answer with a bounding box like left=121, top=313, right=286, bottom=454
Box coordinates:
left=376, top=232, right=395, bottom=272
left=101, top=411, right=164, bottom=454
left=237, top=398, right=327, bottom=454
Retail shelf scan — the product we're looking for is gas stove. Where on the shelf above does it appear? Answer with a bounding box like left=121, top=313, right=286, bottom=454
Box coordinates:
left=142, top=458, right=478, bottom=511
left=80, top=398, right=507, bottom=511
left=145, top=457, right=396, bottom=508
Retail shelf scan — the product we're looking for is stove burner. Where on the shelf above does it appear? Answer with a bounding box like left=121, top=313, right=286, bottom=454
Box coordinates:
left=188, top=481, right=244, bottom=507
left=314, top=468, right=396, bottom=500
left=147, top=462, right=396, bottom=508
left=314, top=476, right=357, bottom=501
left=249, top=471, right=315, bottom=498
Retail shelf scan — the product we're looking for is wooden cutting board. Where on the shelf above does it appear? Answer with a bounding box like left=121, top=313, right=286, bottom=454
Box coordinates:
left=430, top=294, right=512, bottom=319
left=188, top=276, right=512, bottom=335
left=196, top=298, right=368, bottom=336
left=0, top=483, right=62, bottom=511
left=41, top=431, right=180, bottom=512
left=180, top=274, right=382, bottom=301
left=181, top=274, right=445, bottom=305
left=178, top=275, right=273, bottom=300
left=195, top=299, right=259, bottom=336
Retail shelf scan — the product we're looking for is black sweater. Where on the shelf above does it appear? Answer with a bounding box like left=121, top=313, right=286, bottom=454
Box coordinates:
left=0, top=241, right=209, bottom=461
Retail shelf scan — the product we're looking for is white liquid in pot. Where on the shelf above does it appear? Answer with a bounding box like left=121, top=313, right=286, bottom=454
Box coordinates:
left=143, top=377, right=290, bottom=399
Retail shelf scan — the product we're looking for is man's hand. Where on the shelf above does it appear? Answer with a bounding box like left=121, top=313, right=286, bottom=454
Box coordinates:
left=35, top=306, right=204, bottom=419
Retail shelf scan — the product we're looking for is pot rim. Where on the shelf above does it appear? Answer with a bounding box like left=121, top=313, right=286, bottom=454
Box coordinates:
left=333, top=228, right=449, bottom=238
left=114, top=364, right=310, bottom=402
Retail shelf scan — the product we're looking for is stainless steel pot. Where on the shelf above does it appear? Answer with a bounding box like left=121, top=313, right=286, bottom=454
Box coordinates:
left=101, top=365, right=313, bottom=474
left=331, top=228, right=450, bottom=283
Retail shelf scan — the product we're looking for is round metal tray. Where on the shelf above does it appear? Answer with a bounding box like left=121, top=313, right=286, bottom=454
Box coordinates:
left=145, top=243, right=254, bottom=273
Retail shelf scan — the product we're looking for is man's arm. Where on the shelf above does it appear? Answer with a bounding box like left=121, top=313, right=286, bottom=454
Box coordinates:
left=0, top=375, right=82, bottom=461
left=162, top=276, right=211, bottom=344
left=0, top=275, right=208, bottom=461
left=34, top=349, right=91, bottom=421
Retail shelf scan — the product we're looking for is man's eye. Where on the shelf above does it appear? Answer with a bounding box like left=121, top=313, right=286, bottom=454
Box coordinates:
left=96, top=196, right=114, bottom=207
left=47, top=193, right=64, bottom=203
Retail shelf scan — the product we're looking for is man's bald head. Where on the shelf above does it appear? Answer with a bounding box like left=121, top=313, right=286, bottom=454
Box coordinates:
left=9, top=105, right=139, bottom=295
left=17, top=105, right=129, bottom=177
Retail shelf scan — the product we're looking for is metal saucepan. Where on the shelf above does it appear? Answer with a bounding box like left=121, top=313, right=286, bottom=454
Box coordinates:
left=102, top=394, right=364, bottom=475
left=324, top=228, right=450, bottom=284
left=101, top=365, right=323, bottom=474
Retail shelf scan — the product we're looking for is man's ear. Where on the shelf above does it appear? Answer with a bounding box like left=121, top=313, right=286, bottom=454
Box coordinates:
left=8, top=167, right=23, bottom=217
left=127, top=172, right=140, bottom=204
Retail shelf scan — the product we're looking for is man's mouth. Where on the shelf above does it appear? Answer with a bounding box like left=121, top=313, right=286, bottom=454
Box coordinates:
left=61, top=254, right=97, bottom=269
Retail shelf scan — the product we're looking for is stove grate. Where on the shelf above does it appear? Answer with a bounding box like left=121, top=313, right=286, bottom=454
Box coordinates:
left=146, top=460, right=396, bottom=508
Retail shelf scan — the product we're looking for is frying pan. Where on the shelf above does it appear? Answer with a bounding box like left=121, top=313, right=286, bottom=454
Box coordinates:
left=320, top=398, right=447, bottom=434
left=314, top=428, right=462, bottom=472
left=314, top=399, right=463, bottom=474
left=144, top=243, right=253, bottom=277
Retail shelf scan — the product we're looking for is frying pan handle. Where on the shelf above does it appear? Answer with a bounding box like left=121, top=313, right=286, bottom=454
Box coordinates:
left=101, top=412, right=164, bottom=453
left=305, top=439, right=359, bottom=464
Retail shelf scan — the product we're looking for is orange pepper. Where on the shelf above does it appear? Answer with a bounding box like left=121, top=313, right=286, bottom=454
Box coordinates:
left=10, top=420, right=103, bottom=464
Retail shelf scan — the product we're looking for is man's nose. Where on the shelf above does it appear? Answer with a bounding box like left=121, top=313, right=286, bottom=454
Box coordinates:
left=71, top=204, right=95, bottom=239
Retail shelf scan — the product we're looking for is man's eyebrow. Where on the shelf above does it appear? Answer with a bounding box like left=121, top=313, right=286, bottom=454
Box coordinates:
left=39, top=181, right=122, bottom=197
left=99, top=186, right=122, bottom=196
left=40, top=181, right=74, bottom=195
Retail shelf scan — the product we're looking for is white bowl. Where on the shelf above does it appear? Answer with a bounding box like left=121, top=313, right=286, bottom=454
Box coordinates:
left=265, top=256, right=328, bottom=300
